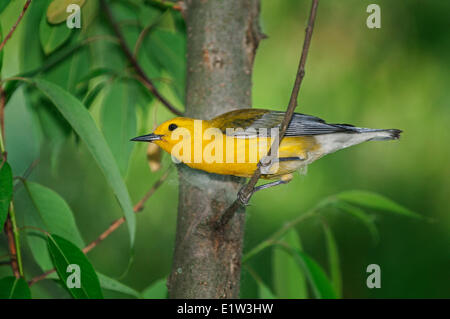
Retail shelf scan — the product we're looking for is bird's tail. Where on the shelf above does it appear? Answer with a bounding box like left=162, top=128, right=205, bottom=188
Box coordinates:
left=334, top=125, right=402, bottom=141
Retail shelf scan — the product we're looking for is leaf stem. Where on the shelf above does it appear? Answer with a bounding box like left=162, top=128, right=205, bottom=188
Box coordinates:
left=242, top=196, right=332, bottom=263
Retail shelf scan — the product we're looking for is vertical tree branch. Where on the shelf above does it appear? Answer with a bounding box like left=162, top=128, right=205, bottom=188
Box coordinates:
left=167, top=0, right=263, bottom=298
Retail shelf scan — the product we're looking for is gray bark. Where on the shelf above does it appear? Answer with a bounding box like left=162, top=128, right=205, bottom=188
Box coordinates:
left=168, top=0, right=263, bottom=298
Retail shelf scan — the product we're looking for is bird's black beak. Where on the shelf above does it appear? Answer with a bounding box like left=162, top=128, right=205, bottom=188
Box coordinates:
left=130, top=133, right=163, bottom=142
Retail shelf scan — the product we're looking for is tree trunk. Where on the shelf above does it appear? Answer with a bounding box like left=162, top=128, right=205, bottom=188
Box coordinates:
left=168, top=0, right=263, bottom=298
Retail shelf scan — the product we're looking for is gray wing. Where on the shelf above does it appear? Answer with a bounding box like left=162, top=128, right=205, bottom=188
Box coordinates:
left=223, top=110, right=354, bottom=137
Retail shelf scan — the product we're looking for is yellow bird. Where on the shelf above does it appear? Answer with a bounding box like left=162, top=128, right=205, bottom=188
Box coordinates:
left=131, top=109, right=401, bottom=192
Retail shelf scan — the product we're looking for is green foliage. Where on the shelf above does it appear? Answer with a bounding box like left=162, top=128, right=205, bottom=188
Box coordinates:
left=321, top=222, right=342, bottom=297
left=335, top=190, right=422, bottom=219
left=280, top=246, right=337, bottom=299
left=23, top=181, right=84, bottom=270
left=32, top=78, right=136, bottom=247
left=4, top=87, right=41, bottom=176
left=257, top=281, right=276, bottom=299
left=46, top=0, right=86, bottom=24
left=141, top=278, right=168, bottom=299
left=0, top=277, right=31, bottom=299
left=0, top=1, right=9, bottom=16
left=272, top=230, right=307, bottom=298
left=39, top=13, right=73, bottom=55
left=97, top=273, right=141, bottom=298
left=47, top=234, right=103, bottom=299
left=333, top=201, right=379, bottom=244
left=0, top=162, right=13, bottom=230
left=100, top=79, right=138, bottom=176
left=145, top=28, right=186, bottom=101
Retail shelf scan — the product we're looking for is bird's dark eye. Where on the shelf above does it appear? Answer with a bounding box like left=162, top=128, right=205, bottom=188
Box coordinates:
left=168, top=123, right=178, bottom=131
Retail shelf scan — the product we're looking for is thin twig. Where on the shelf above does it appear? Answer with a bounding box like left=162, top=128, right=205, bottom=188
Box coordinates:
left=28, top=168, right=172, bottom=286
left=4, top=217, right=20, bottom=277
left=146, top=0, right=183, bottom=12
left=0, top=0, right=32, bottom=52
left=215, top=0, right=320, bottom=230
left=0, top=88, right=5, bottom=139
left=1, top=84, right=24, bottom=278
left=100, top=0, right=183, bottom=116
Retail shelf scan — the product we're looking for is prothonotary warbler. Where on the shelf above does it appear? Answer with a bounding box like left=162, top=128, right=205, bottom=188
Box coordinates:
left=131, top=109, right=401, bottom=192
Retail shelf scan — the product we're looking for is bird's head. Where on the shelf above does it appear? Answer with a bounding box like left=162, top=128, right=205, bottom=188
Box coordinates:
left=131, top=117, right=203, bottom=158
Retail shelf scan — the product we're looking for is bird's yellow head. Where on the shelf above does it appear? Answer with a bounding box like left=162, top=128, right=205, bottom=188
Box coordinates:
left=131, top=117, right=212, bottom=161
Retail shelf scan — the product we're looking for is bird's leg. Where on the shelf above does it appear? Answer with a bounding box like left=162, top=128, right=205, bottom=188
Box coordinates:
left=237, top=173, right=293, bottom=205
left=254, top=179, right=289, bottom=192
left=254, top=173, right=293, bottom=192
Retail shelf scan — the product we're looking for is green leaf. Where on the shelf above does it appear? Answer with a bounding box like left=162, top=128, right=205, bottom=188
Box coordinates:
left=80, top=0, right=99, bottom=32
left=321, top=222, right=342, bottom=297
left=0, top=277, right=31, bottom=299
left=145, top=29, right=185, bottom=101
left=272, top=229, right=307, bottom=298
left=97, top=273, right=140, bottom=298
left=141, top=278, right=167, bottom=299
left=32, top=78, right=135, bottom=247
left=101, top=80, right=137, bottom=176
left=0, top=162, right=13, bottom=230
left=23, top=181, right=84, bottom=270
left=47, top=0, right=86, bottom=24
left=4, top=87, right=41, bottom=176
left=257, top=281, right=276, bottom=299
left=40, top=13, right=73, bottom=55
left=82, top=80, right=107, bottom=108
left=35, top=98, right=71, bottom=173
left=47, top=234, right=103, bottom=299
left=334, top=201, right=380, bottom=244
left=280, top=246, right=337, bottom=299
left=336, top=190, right=421, bottom=219
left=0, top=1, right=9, bottom=15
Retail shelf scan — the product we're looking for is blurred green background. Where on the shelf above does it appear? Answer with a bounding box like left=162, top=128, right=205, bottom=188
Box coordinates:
left=1, top=0, right=449, bottom=298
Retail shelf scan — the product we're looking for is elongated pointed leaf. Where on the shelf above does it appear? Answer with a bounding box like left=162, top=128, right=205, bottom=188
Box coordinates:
left=23, top=181, right=84, bottom=270
left=101, top=80, right=137, bottom=176
left=273, top=229, right=307, bottom=298
left=141, top=278, right=168, bottom=299
left=0, top=162, right=13, bottom=230
left=0, top=277, right=31, bottom=299
left=41, top=270, right=140, bottom=298
left=336, top=190, right=421, bottom=219
left=334, top=201, right=380, bottom=244
left=321, top=222, right=342, bottom=297
left=0, top=1, right=9, bottom=15
left=258, top=281, right=276, bottom=299
left=47, top=0, right=86, bottom=24
left=145, top=29, right=185, bottom=100
left=47, top=234, right=103, bottom=299
left=280, top=246, right=337, bottom=299
left=40, top=13, right=72, bottom=55
left=97, top=273, right=140, bottom=298
left=32, top=78, right=135, bottom=246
